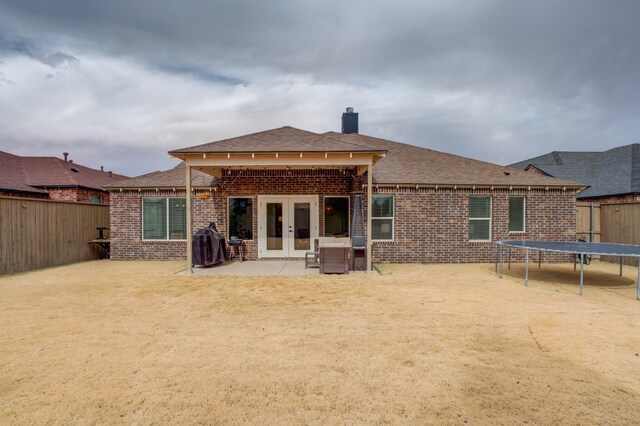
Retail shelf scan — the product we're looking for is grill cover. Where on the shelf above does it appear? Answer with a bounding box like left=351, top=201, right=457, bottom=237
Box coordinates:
left=192, top=222, right=227, bottom=266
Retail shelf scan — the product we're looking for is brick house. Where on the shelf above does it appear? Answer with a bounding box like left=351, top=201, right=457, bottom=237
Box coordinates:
left=0, top=150, right=128, bottom=203
left=509, top=144, right=640, bottom=205
left=107, top=109, right=582, bottom=272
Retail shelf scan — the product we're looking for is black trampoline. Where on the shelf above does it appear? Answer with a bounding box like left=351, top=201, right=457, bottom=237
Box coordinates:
left=495, top=240, right=640, bottom=300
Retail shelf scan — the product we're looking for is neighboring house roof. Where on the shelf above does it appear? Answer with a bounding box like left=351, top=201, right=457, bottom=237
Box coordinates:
left=111, top=128, right=583, bottom=190
left=325, top=132, right=580, bottom=187
left=0, top=151, right=49, bottom=194
left=169, top=126, right=385, bottom=155
left=104, top=162, right=215, bottom=189
left=0, top=150, right=129, bottom=193
left=509, top=144, right=640, bottom=199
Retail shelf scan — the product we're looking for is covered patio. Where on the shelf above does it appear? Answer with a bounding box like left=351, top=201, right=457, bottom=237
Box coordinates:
left=168, top=127, right=387, bottom=275
left=178, top=260, right=372, bottom=276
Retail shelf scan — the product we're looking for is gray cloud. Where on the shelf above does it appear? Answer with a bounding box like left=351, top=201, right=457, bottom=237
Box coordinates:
left=0, top=1, right=639, bottom=176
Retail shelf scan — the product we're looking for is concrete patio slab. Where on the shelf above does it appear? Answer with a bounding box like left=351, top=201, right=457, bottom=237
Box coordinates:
left=177, top=260, right=372, bottom=276
left=178, top=260, right=320, bottom=276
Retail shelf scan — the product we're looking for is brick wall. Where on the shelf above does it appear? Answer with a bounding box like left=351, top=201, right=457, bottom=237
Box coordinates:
left=110, top=170, right=355, bottom=260
left=370, top=187, right=575, bottom=263
left=110, top=170, right=576, bottom=263
left=47, top=187, right=111, bottom=204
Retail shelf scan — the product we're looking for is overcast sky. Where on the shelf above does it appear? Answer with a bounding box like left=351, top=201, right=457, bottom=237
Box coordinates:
left=1, top=1, right=639, bottom=177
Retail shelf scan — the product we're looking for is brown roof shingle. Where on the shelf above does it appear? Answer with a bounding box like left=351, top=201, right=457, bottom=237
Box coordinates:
left=169, top=126, right=384, bottom=155
left=104, top=162, right=215, bottom=189
left=325, top=132, right=583, bottom=187
left=111, top=128, right=584, bottom=189
left=0, top=151, right=48, bottom=194
left=0, top=150, right=129, bottom=192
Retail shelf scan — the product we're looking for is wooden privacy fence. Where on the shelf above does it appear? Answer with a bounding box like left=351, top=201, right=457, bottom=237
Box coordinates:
left=0, top=197, right=109, bottom=275
left=600, top=203, right=640, bottom=266
left=576, top=203, right=601, bottom=243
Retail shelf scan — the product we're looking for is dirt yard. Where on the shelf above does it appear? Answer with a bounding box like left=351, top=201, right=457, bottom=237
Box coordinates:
left=1, top=260, right=640, bottom=425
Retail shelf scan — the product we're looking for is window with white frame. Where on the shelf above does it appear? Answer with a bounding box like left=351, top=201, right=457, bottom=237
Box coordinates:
left=324, top=196, right=350, bottom=237
left=509, top=197, right=525, bottom=232
left=142, top=198, right=186, bottom=240
left=228, top=197, right=254, bottom=240
left=372, top=195, right=394, bottom=240
left=468, top=196, right=491, bottom=241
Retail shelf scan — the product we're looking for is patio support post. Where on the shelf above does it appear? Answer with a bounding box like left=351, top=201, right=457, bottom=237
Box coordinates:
left=366, top=163, right=373, bottom=273
left=186, top=164, right=193, bottom=275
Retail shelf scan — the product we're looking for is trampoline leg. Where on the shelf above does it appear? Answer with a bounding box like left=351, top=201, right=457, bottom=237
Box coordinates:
left=525, top=249, right=529, bottom=287
left=494, top=244, right=498, bottom=273
left=508, top=247, right=512, bottom=270
left=538, top=250, right=541, bottom=268
left=579, top=253, right=584, bottom=296
left=499, top=245, right=503, bottom=278
left=620, top=257, right=623, bottom=276
left=574, top=254, right=577, bottom=272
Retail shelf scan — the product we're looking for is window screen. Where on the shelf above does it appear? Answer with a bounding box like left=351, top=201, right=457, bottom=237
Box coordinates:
left=372, top=195, right=394, bottom=240
left=143, top=198, right=167, bottom=240
left=142, top=198, right=186, bottom=240
left=168, top=198, right=186, bottom=239
left=469, top=196, right=491, bottom=240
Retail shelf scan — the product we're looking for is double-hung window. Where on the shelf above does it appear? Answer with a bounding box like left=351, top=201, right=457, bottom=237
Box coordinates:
left=228, top=197, right=254, bottom=240
left=509, top=197, right=525, bottom=233
left=142, top=198, right=186, bottom=240
left=372, top=195, right=394, bottom=240
left=469, top=196, right=491, bottom=241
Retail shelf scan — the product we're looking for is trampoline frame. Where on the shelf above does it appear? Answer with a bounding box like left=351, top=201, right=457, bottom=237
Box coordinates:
left=494, top=240, right=640, bottom=300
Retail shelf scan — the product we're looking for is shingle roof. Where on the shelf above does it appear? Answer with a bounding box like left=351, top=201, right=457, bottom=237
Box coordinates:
left=509, top=144, right=640, bottom=199
left=112, top=128, right=583, bottom=189
left=325, top=132, right=581, bottom=187
left=169, top=126, right=384, bottom=154
left=104, top=162, right=215, bottom=189
left=0, top=151, right=49, bottom=194
left=0, top=150, right=129, bottom=193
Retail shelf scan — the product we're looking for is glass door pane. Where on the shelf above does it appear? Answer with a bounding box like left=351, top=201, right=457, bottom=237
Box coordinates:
left=266, top=202, right=283, bottom=250
left=292, top=202, right=311, bottom=251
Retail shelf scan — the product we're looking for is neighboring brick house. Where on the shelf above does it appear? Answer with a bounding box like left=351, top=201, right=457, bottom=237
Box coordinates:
left=0, top=151, right=128, bottom=204
left=509, top=144, right=640, bottom=205
left=107, top=109, right=582, bottom=271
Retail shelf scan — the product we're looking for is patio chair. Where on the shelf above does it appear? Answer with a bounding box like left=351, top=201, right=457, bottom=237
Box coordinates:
left=305, top=237, right=335, bottom=269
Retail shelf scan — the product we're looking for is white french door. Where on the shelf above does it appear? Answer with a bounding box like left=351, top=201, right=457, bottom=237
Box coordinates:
left=258, top=195, right=318, bottom=258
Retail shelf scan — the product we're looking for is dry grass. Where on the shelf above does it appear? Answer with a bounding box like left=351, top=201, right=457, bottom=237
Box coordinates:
left=1, top=260, right=640, bottom=425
